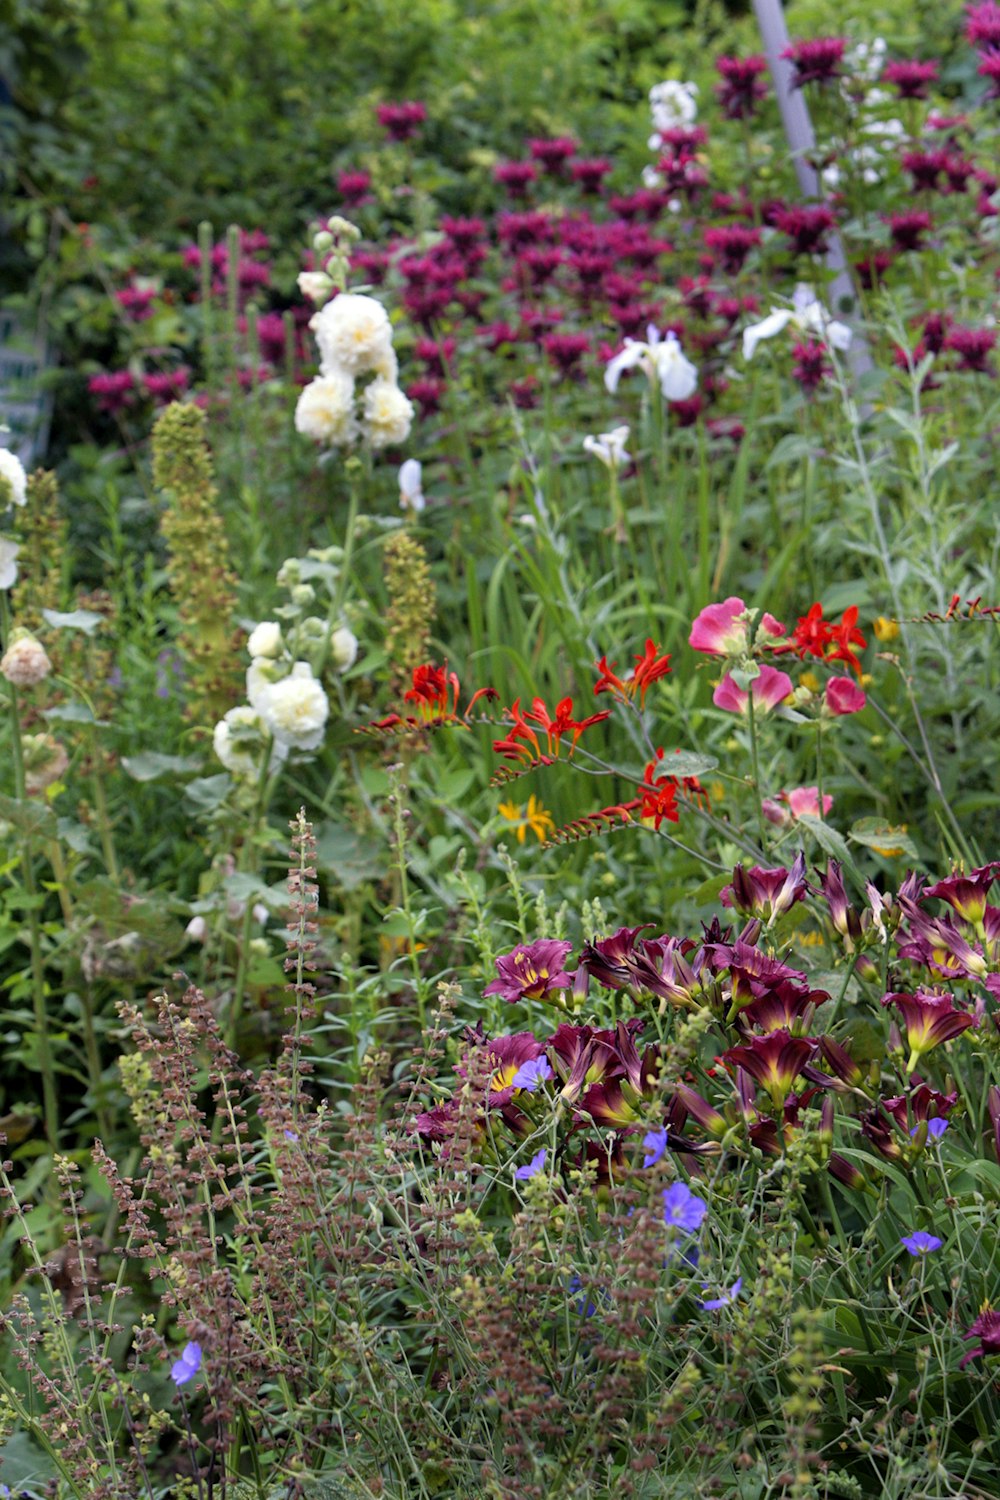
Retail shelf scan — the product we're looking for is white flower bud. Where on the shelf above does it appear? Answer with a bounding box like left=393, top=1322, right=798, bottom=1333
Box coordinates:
left=247, top=621, right=282, bottom=659
left=331, top=625, right=359, bottom=671
left=1, top=632, right=51, bottom=686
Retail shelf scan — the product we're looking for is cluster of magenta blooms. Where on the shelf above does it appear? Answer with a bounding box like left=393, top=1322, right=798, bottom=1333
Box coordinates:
left=415, top=855, right=1000, bottom=1364
left=86, top=10, right=999, bottom=431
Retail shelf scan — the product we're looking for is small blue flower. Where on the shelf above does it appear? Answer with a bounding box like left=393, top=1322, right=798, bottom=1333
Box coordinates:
left=511, top=1056, right=553, bottom=1092
left=900, top=1231, right=943, bottom=1257
left=515, top=1147, right=547, bottom=1181
left=567, top=1274, right=597, bottom=1318
left=663, top=1181, right=707, bottom=1233
left=910, top=1118, right=948, bottom=1140
left=284, top=1128, right=299, bottom=1142
left=698, top=1277, right=743, bottom=1310
left=170, top=1341, right=203, bottom=1387
left=642, top=1126, right=669, bottom=1167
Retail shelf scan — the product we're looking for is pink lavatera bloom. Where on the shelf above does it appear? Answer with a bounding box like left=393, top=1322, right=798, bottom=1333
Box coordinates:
left=825, top=677, right=866, bottom=715
left=762, top=786, right=834, bottom=825
left=713, top=664, right=794, bottom=715
left=689, top=597, right=784, bottom=657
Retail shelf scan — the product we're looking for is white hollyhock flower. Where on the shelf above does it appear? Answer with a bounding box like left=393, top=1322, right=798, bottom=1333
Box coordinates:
left=362, top=378, right=414, bottom=450
left=605, top=326, right=698, bottom=402
left=1, top=632, right=51, bottom=686
left=583, top=425, right=631, bottom=470
left=742, top=285, right=853, bottom=362
left=312, top=292, right=394, bottom=377
left=330, top=625, right=359, bottom=670
left=297, top=270, right=333, bottom=304
left=255, top=661, right=329, bottom=752
left=398, top=457, right=425, bottom=512
left=0, top=538, right=19, bottom=590
left=294, top=371, right=358, bottom=447
left=213, top=705, right=288, bottom=776
left=247, top=621, right=282, bottom=659
left=0, top=449, right=28, bottom=508
left=246, top=655, right=285, bottom=708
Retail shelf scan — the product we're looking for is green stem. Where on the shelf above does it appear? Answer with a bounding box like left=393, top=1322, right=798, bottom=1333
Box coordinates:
left=1, top=595, right=58, bottom=1150
left=746, top=687, right=768, bottom=853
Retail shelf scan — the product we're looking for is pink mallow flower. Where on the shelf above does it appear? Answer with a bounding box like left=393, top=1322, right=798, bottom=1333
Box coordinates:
left=762, top=786, right=834, bottom=825
left=825, top=677, right=866, bottom=715
left=689, top=597, right=784, bottom=657
left=713, top=664, right=794, bottom=715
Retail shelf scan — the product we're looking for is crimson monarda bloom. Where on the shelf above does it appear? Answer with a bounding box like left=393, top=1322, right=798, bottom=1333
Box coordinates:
left=484, top=939, right=574, bottom=1004
left=721, top=852, right=807, bottom=924
left=960, top=1306, right=1000, bottom=1367
left=773, top=204, right=835, bottom=257
left=703, top=224, right=761, bottom=275
left=722, top=1028, right=816, bottom=1108
left=376, top=100, right=427, bottom=141
left=886, top=210, right=933, bottom=252
left=713, top=664, right=794, bottom=716
left=967, top=1, right=1000, bottom=50
left=781, top=36, right=846, bottom=87
left=883, top=59, right=939, bottom=98
left=715, top=54, right=769, bottom=119
left=594, top=639, right=671, bottom=707
left=528, top=135, right=578, bottom=172
left=882, top=989, right=974, bottom=1073
left=791, top=341, right=830, bottom=391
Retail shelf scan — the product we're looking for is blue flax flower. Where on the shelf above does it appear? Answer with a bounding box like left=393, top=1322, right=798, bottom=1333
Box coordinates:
left=642, top=1126, right=669, bottom=1167
left=662, top=1181, right=707, bottom=1233
left=511, top=1056, right=553, bottom=1092
left=515, top=1147, right=547, bottom=1181
left=900, top=1231, right=942, bottom=1256
left=910, top=1118, right=948, bottom=1140
left=170, top=1341, right=203, bottom=1387
left=699, top=1277, right=743, bottom=1310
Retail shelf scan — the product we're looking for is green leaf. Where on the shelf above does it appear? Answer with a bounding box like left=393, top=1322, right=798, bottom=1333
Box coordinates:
left=315, top=820, right=385, bottom=891
left=795, top=815, right=859, bottom=872
left=121, top=751, right=203, bottom=782
left=43, top=701, right=97, bottom=724
left=0, top=793, right=57, bottom=839
left=183, top=774, right=232, bottom=813
left=849, top=818, right=919, bottom=859
left=41, top=607, right=104, bottom=634
left=662, top=751, right=718, bottom=780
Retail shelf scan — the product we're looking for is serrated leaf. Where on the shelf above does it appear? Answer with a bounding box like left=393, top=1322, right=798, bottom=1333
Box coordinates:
left=121, top=751, right=203, bottom=782
left=664, top=752, right=718, bottom=779
left=41, top=607, right=104, bottom=634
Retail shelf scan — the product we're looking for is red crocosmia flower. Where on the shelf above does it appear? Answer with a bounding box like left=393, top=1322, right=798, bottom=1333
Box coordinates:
left=594, top=639, right=672, bottom=706
left=639, top=749, right=681, bottom=828
left=404, top=663, right=459, bottom=718
left=882, top=989, right=975, bottom=1073
left=523, top=696, right=611, bottom=756
left=827, top=606, right=867, bottom=677
left=483, top=939, right=575, bottom=1004
left=787, top=602, right=867, bottom=676
left=713, top=664, right=794, bottom=715
left=825, top=677, right=866, bottom=715
left=959, top=1306, right=1000, bottom=1367
left=721, top=1029, right=816, bottom=1109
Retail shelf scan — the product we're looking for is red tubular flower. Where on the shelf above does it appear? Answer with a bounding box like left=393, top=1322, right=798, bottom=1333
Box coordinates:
left=522, top=696, right=611, bottom=757
left=639, top=750, right=681, bottom=828
left=401, top=662, right=498, bottom=725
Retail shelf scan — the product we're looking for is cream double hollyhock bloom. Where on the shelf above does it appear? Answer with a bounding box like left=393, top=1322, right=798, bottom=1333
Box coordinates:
left=294, top=370, right=358, bottom=446
left=0, top=449, right=28, bottom=509
left=363, top=378, right=414, bottom=450
left=254, top=661, right=329, bottom=752
left=312, top=293, right=395, bottom=378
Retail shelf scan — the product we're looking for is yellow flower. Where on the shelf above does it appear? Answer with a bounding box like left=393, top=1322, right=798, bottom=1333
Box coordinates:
left=872, top=824, right=909, bottom=857
left=498, top=795, right=555, bottom=844
left=799, top=670, right=820, bottom=693
left=873, top=616, right=900, bottom=643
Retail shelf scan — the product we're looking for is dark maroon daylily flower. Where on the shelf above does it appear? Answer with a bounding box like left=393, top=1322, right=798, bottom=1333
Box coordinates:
left=483, top=939, right=575, bottom=1004
left=828, top=1153, right=867, bottom=1190
left=721, top=853, right=807, bottom=924
left=481, top=1032, right=547, bottom=1105
left=882, top=989, right=975, bottom=1073
left=897, top=906, right=988, bottom=982
left=988, top=1086, right=1000, bottom=1167
left=924, top=863, right=1000, bottom=925
left=882, top=1082, right=958, bottom=1135
left=736, top=979, right=827, bottom=1035
left=721, top=1028, right=816, bottom=1107
left=817, top=860, right=863, bottom=944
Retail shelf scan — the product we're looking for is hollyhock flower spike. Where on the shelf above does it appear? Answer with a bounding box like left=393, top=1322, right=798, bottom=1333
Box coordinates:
left=713, top=664, right=794, bottom=715
left=484, top=939, right=575, bottom=1004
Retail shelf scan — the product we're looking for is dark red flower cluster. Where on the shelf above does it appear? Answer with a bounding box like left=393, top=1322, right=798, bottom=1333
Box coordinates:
left=376, top=100, right=427, bottom=141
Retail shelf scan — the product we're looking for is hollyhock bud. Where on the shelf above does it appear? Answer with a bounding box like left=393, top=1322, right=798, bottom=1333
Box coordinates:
left=825, top=677, right=866, bottom=715
left=0, top=448, right=28, bottom=508
left=1, top=631, right=51, bottom=686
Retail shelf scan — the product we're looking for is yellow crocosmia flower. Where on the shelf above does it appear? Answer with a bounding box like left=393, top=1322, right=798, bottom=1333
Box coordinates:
left=498, top=795, right=555, bottom=844
left=874, top=616, right=900, bottom=642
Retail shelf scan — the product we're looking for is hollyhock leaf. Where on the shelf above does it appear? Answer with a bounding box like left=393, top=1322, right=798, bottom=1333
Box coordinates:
left=182, top=774, right=232, bottom=813
left=41, top=607, right=104, bottom=635
left=43, top=701, right=97, bottom=724
left=664, top=752, right=718, bottom=779
left=0, top=793, right=58, bottom=840
left=121, top=752, right=203, bottom=782
left=849, top=819, right=919, bottom=859
left=315, top=820, right=386, bottom=891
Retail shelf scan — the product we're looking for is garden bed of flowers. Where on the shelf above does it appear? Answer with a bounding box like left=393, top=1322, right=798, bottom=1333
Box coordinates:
left=1, top=0, right=1000, bottom=1495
